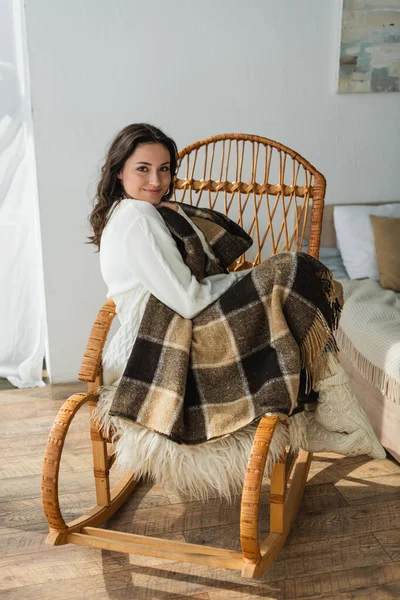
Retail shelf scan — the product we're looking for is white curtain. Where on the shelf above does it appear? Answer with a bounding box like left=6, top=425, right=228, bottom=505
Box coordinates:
left=0, top=0, right=46, bottom=388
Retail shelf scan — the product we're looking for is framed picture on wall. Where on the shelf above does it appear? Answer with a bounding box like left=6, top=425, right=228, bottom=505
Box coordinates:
left=338, top=0, right=400, bottom=93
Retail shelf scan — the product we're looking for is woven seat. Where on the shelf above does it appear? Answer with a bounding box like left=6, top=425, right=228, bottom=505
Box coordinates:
left=42, top=133, right=325, bottom=578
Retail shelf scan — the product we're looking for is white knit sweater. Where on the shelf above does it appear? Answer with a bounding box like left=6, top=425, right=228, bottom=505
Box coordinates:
left=99, top=199, right=250, bottom=386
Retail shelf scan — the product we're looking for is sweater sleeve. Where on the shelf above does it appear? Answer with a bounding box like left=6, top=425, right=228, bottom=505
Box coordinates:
left=124, top=214, right=242, bottom=319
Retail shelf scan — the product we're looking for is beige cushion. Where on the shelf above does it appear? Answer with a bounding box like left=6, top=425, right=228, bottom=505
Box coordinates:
left=369, top=215, right=400, bottom=292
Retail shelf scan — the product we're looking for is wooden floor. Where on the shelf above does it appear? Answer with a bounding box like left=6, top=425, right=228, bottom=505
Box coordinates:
left=1, top=383, right=400, bottom=600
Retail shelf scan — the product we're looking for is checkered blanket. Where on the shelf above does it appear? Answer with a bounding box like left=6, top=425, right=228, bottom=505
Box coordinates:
left=109, top=203, right=342, bottom=444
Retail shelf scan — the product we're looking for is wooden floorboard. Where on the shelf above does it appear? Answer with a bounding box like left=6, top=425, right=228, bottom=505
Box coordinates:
left=373, top=529, right=400, bottom=561
left=335, top=471, right=400, bottom=506
left=0, top=383, right=399, bottom=599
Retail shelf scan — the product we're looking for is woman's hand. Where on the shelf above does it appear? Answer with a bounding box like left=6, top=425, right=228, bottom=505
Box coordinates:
left=158, top=201, right=179, bottom=212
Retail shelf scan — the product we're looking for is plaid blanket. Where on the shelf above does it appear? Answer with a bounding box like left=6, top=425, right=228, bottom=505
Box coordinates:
left=109, top=203, right=342, bottom=444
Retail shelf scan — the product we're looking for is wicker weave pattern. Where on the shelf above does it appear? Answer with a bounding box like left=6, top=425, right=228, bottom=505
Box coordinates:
left=42, top=393, right=92, bottom=530
left=174, top=133, right=325, bottom=264
left=78, top=299, right=116, bottom=383
left=240, top=415, right=279, bottom=561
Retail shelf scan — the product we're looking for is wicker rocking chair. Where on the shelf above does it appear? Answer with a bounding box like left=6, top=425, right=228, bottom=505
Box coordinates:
left=42, top=133, right=325, bottom=579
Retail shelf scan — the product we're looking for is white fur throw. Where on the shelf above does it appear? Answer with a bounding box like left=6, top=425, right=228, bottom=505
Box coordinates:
left=93, top=352, right=385, bottom=502
left=94, top=386, right=309, bottom=502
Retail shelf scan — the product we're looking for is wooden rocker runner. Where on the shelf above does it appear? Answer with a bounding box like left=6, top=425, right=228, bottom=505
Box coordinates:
left=42, top=133, right=325, bottom=579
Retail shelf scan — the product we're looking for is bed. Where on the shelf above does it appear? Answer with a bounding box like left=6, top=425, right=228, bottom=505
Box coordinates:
left=305, top=205, right=400, bottom=462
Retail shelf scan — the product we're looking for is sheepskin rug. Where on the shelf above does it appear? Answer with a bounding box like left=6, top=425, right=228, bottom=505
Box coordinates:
left=93, top=386, right=309, bottom=502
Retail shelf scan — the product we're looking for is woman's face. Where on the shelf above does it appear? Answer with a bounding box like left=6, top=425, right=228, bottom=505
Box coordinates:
left=117, top=143, right=172, bottom=205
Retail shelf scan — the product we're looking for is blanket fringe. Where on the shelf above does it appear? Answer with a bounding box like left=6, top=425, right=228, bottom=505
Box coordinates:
left=317, top=267, right=343, bottom=332
left=300, top=266, right=342, bottom=394
left=300, top=310, right=339, bottom=394
left=336, top=326, right=400, bottom=405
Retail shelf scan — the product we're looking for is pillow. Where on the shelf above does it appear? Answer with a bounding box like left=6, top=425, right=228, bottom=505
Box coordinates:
left=333, top=203, right=400, bottom=279
left=369, top=215, right=400, bottom=292
left=318, top=247, right=349, bottom=280
left=302, top=244, right=349, bottom=280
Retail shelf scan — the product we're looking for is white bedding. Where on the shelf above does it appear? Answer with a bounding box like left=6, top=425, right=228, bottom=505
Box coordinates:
left=337, top=278, right=400, bottom=403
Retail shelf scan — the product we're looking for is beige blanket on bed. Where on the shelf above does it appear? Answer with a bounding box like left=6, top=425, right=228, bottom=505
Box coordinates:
left=336, top=278, right=400, bottom=403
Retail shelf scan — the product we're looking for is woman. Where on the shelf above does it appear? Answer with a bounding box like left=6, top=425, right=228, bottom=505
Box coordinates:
left=89, top=123, right=384, bottom=501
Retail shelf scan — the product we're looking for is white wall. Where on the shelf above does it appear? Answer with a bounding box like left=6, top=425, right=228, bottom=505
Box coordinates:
left=25, top=0, right=400, bottom=383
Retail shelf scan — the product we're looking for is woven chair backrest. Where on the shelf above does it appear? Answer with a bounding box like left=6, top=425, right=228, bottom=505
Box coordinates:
left=173, top=133, right=325, bottom=264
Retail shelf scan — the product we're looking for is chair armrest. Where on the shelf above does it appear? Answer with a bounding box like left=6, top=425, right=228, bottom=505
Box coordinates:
left=78, top=300, right=116, bottom=383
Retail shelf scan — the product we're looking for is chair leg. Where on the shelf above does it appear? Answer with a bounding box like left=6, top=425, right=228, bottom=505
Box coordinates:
left=239, top=416, right=312, bottom=579
left=42, top=392, right=95, bottom=538
left=240, top=415, right=280, bottom=564
left=42, top=390, right=138, bottom=546
left=242, top=448, right=312, bottom=579
left=269, top=456, right=286, bottom=534
left=89, top=398, right=111, bottom=507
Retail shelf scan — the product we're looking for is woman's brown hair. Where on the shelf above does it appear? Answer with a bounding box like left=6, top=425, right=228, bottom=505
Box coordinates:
left=88, top=123, right=178, bottom=250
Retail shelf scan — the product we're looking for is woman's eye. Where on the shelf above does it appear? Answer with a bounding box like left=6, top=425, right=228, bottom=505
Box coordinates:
left=160, top=166, right=169, bottom=172
left=137, top=167, right=148, bottom=172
